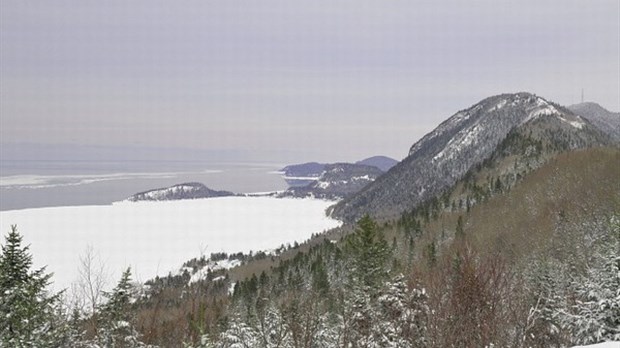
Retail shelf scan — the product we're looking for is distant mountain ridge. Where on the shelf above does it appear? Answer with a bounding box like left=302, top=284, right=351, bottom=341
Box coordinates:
left=127, top=182, right=235, bottom=202
left=330, top=92, right=610, bottom=222
left=568, top=102, right=620, bottom=142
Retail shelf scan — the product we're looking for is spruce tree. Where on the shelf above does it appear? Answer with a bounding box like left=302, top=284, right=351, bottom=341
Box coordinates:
left=0, top=225, right=66, bottom=347
left=96, top=267, right=147, bottom=348
left=346, top=215, right=390, bottom=291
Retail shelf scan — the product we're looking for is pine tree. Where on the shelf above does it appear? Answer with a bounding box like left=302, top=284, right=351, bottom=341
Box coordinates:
left=0, top=225, right=67, bottom=347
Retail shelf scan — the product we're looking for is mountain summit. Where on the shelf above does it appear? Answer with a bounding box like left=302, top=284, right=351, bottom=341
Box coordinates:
left=330, top=92, right=609, bottom=221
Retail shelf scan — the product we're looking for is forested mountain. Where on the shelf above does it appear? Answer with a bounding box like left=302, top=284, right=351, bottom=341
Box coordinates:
left=330, top=92, right=610, bottom=222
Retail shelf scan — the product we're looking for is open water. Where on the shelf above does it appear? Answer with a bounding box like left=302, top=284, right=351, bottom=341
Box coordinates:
left=0, top=160, right=289, bottom=211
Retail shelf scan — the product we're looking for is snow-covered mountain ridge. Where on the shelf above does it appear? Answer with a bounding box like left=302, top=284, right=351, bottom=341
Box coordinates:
left=408, top=93, right=586, bottom=164
left=330, top=92, right=610, bottom=221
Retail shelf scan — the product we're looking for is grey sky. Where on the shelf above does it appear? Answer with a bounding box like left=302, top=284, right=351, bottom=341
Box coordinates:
left=1, top=0, right=618, bottom=163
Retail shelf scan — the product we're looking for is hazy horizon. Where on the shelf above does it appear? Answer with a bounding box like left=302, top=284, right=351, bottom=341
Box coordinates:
left=2, top=1, right=618, bottom=164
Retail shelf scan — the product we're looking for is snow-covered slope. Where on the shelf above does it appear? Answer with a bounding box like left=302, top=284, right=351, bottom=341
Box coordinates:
left=330, top=92, right=609, bottom=221
left=408, top=93, right=587, bottom=166
left=126, top=182, right=234, bottom=201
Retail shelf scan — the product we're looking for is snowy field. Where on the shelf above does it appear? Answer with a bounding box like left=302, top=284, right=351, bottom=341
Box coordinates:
left=0, top=197, right=341, bottom=292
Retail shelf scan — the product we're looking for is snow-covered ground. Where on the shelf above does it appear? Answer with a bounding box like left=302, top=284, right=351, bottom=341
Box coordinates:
left=0, top=197, right=341, bottom=292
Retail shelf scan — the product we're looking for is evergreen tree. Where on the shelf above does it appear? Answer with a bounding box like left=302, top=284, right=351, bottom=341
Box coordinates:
left=96, top=267, right=148, bottom=348
left=0, top=225, right=67, bottom=347
left=424, top=242, right=436, bottom=268
left=311, top=255, right=330, bottom=296
left=455, top=216, right=464, bottom=239
left=375, top=275, right=428, bottom=348
left=203, top=317, right=259, bottom=348
left=559, top=217, right=620, bottom=344
left=346, top=215, right=390, bottom=291
left=527, top=216, right=620, bottom=346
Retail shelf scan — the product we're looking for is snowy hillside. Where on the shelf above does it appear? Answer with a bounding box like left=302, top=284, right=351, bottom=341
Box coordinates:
left=331, top=92, right=609, bottom=221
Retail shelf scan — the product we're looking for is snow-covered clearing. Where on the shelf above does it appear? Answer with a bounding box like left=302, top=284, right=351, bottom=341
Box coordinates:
left=0, top=197, right=341, bottom=292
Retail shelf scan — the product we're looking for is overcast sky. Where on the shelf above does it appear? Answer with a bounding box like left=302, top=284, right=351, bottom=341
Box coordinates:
left=1, top=0, right=618, bottom=163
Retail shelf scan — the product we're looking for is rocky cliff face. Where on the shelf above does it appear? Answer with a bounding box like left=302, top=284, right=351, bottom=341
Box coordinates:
left=329, top=92, right=609, bottom=222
